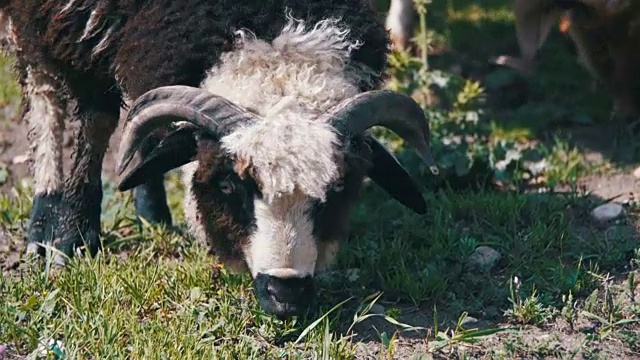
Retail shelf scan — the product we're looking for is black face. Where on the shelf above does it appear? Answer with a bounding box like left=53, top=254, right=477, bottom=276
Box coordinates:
left=254, top=273, right=315, bottom=319
left=312, top=151, right=369, bottom=244
left=189, top=140, right=365, bottom=319
left=120, top=130, right=427, bottom=320
left=191, top=138, right=262, bottom=267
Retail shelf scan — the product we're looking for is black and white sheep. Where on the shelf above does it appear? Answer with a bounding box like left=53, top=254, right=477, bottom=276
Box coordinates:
left=3, top=0, right=439, bottom=318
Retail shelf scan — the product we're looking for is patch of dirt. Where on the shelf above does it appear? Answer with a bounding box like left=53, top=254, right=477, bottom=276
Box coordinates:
left=347, top=310, right=638, bottom=359
left=575, top=173, right=640, bottom=204
left=348, top=273, right=640, bottom=359
left=0, top=227, right=20, bottom=273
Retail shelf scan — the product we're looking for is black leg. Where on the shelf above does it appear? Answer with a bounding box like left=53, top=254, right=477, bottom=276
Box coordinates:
left=21, top=68, right=67, bottom=257
left=133, top=130, right=173, bottom=227
left=134, top=180, right=173, bottom=227
left=53, top=108, right=119, bottom=265
left=26, top=192, right=63, bottom=256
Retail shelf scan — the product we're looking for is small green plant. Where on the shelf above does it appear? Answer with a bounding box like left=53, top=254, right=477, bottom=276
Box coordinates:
left=628, top=272, right=637, bottom=304
left=560, top=291, right=578, bottom=330
left=504, top=277, right=556, bottom=326
left=632, top=248, right=640, bottom=270
left=426, top=310, right=514, bottom=356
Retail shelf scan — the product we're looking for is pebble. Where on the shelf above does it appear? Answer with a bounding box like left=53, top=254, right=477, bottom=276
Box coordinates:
left=538, top=334, right=552, bottom=342
left=345, top=268, right=360, bottom=282
left=11, top=154, right=28, bottom=164
left=524, top=159, right=549, bottom=176
left=633, top=166, right=640, bottom=178
left=369, top=304, right=385, bottom=315
left=0, top=344, right=6, bottom=358
left=590, top=203, right=624, bottom=223
left=466, top=246, right=501, bottom=271
left=461, top=316, right=478, bottom=327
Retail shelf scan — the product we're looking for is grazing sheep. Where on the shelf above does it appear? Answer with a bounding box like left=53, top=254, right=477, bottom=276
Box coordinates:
left=3, top=0, right=439, bottom=318
left=494, top=0, right=640, bottom=119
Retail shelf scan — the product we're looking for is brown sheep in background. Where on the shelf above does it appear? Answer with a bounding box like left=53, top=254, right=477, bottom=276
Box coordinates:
left=494, top=0, right=640, bottom=119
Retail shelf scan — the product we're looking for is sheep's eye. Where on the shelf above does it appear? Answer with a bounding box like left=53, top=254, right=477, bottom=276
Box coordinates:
left=333, top=180, right=344, bottom=192
left=219, top=179, right=235, bottom=194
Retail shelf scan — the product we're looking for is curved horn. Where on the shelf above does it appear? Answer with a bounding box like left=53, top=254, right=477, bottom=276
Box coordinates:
left=116, top=85, right=260, bottom=175
left=326, top=90, right=439, bottom=175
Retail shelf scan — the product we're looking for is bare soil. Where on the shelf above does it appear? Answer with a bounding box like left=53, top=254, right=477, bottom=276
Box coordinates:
left=347, top=270, right=640, bottom=359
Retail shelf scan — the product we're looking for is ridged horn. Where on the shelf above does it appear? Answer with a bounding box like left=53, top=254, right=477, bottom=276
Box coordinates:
left=115, top=85, right=260, bottom=176
left=326, top=90, right=439, bottom=175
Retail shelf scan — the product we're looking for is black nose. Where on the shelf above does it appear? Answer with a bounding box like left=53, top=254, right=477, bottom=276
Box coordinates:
left=253, top=273, right=314, bottom=319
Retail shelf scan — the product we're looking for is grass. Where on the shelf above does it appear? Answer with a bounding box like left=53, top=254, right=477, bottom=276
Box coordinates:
left=0, top=53, right=21, bottom=127
left=2, top=0, right=640, bottom=358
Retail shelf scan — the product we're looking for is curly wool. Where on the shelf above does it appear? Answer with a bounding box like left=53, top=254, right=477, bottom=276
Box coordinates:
left=201, top=14, right=370, bottom=201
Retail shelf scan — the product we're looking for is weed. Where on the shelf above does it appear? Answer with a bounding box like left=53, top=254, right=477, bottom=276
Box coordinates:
left=504, top=277, right=556, bottom=326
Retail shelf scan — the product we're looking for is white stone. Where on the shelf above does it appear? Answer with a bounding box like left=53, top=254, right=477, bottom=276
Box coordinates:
left=591, top=203, right=624, bottom=223
left=345, top=268, right=360, bottom=282
left=467, top=246, right=501, bottom=271
left=461, top=315, right=478, bottom=327
left=11, top=154, right=28, bottom=164
left=369, top=304, right=385, bottom=315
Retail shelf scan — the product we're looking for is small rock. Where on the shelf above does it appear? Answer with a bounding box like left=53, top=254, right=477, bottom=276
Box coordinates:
left=634, top=166, right=640, bottom=178
left=369, top=304, right=385, bottom=315
left=461, top=315, right=478, bottom=327
left=345, top=268, right=360, bottom=282
left=11, top=154, right=29, bottom=164
left=579, top=323, right=598, bottom=334
left=538, top=334, right=552, bottom=342
left=466, top=246, right=501, bottom=271
left=0, top=344, right=6, bottom=358
left=591, top=203, right=624, bottom=223
left=524, top=159, right=549, bottom=176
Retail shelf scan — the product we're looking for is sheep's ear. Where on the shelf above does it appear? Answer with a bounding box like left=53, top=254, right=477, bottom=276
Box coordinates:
left=117, top=126, right=199, bottom=192
left=365, top=137, right=427, bottom=214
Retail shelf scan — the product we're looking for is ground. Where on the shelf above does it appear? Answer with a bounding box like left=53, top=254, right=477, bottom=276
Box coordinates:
left=1, top=0, right=640, bottom=359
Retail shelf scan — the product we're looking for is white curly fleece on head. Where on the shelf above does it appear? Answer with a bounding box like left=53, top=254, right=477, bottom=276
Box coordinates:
left=199, top=13, right=372, bottom=201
